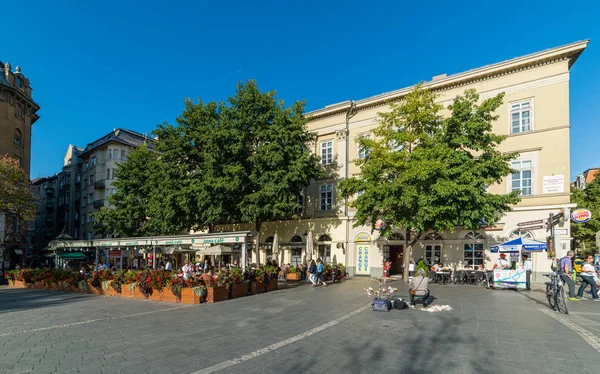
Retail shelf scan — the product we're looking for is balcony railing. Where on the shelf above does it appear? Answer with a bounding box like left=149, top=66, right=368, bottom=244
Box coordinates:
left=45, top=186, right=55, bottom=194
left=94, top=180, right=106, bottom=189
left=93, top=199, right=105, bottom=209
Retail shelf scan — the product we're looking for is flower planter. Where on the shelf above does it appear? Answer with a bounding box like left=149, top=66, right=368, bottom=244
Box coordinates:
left=134, top=288, right=148, bottom=300
left=286, top=273, right=299, bottom=281
left=122, top=284, right=136, bottom=298
left=180, top=288, right=202, bottom=304
left=106, top=286, right=120, bottom=297
left=266, top=279, right=278, bottom=292
left=251, top=282, right=265, bottom=295
left=44, top=282, right=57, bottom=290
left=231, top=283, right=248, bottom=299
left=10, top=280, right=25, bottom=288
left=87, top=283, right=104, bottom=295
left=206, top=286, right=228, bottom=303
left=149, top=289, right=179, bottom=303
left=148, top=290, right=164, bottom=302
left=34, top=281, right=43, bottom=289
left=69, top=285, right=83, bottom=293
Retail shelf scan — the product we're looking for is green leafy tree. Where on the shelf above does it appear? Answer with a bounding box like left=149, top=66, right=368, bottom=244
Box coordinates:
left=338, top=85, right=520, bottom=281
left=93, top=143, right=166, bottom=237
left=0, top=155, right=37, bottom=220
left=571, top=179, right=600, bottom=252
left=230, top=81, right=323, bottom=264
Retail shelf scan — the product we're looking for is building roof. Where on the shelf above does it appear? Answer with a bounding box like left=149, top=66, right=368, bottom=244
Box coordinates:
left=584, top=168, right=599, bottom=184
left=79, top=128, right=155, bottom=156
left=306, top=40, right=589, bottom=119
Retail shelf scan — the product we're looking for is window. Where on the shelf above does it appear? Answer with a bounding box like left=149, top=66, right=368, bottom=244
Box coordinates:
left=510, top=100, right=532, bottom=134
left=88, top=232, right=93, bottom=240
left=317, top=236, right=332, bottom=263
left=426, top=245, right=442, bottom=265
left=84, top=161, right=89, bottom=169
left=106, top=169, right=110, bottom=180
left=87, top=215, right=93, bottom=223
left=90, top=174, right=94, bottom=184
left=358, top=134, right=370, bottom=159
left=464, top=231, right=484, bottom=240
left=509, top=229, right=534, bottom=240
left=67, top=158, right=72, bottom=166
left=112, top=169, right=117, bottom=179
left=320, top=141, right=333, bottom=165
left=66, top=194, right=70, bottom=203
left=15, top=103, right=23, bottom=118
left=88, top=193, right=93, bottom=204
left=84, top=178, right=88, bottom=187
left=387, top=233, right=404, bottom=241
left=291, top=248, right=302, bottom=267
left=74, top=229, right=78, bottom=239
left=121, top=150, right=126, bottom=160
left=14, top=128, right=22, bottom=146
left=463, top=243, right=484, bottom=267
left=423, top=232, right=443, bottom=240
left=14, top=155, right=21, bottom=166
left=320, top=184, right=333, bottom=211
left=295, top=193, right=304, bottom=214
left=74, top=213, right=79, bottom=220
left=114, top=149, right=119, bottom=158
left=511, top=160, right=533, bottom=196
left=91, top=156, right=97, bottom=165
left=76, top=174, right=81, bottom=183
left=108, top=149, right=112, bottom=159
left=82, top=214, right=87, bottom=223
left=76, top=191, right=80, bottom=200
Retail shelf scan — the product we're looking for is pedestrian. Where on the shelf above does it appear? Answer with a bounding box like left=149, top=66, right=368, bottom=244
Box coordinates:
left=384, top=259, right=391, bottom=279
left=308, top=260, right=317, bottom=286
left=203, top=259, right=209, bottom=273
left=317, top=259, right=326, bottom=287
left=577, top=255, right=600, bottom=301
left=182, top=260, right=191, bottom=280
left=559, top=251, right=578, bottom=301
left=494, top=254, right=510, bottom=270
left=522, top=254, right=532, bottom=290
left=165, top=259, right=172, bottom=272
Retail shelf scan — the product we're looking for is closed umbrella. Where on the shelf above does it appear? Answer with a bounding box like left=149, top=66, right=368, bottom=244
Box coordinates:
left=306, top=230, right=314, bottom=261
left=272, top=233, right=280, bottom=265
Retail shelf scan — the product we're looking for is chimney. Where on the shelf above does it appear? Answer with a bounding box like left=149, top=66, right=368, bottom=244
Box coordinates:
left=432, top=73, right=447, bottom=81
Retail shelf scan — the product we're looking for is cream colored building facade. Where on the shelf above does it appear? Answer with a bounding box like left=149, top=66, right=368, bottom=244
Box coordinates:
left=218, top=41, right=588, bottom=283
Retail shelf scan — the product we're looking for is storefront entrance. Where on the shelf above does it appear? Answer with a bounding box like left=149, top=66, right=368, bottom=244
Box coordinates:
left=388, top=245, right=403, bottom=275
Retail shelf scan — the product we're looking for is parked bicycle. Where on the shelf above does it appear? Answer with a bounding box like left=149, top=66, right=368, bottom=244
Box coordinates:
left=544, top=273, right=569, bottom=314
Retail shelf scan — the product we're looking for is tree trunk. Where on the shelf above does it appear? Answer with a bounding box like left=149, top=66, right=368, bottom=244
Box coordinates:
left=403, top=232, right=420, bottom=283
left=255, top=220, right=262, bottom=266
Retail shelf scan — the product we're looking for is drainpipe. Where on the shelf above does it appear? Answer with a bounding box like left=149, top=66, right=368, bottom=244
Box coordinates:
left=344, top=101, right=357, bottom=273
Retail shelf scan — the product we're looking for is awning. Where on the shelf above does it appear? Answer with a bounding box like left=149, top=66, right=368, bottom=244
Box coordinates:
left=58, top=252, right=88, bottom=259
left=490, top=237, right=547, bottom=253
left=193, top=244, right=233, bottom=255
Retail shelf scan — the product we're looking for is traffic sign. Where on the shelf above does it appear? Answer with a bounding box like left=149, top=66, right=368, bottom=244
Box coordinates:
left=518, top=220, right=544, bottom=227
left=518, top=225, right=544, bottom=231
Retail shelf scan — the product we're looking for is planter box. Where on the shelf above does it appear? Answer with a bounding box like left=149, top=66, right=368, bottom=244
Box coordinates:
left=149, top=289, right=180, bottom=303
left=87, top=283, right=104, bottom=295
left=44, top=282, right=57, bottom=290
left=148, top=290, right=164, bottom=302
left=107, top=286, right=120, bottom=297
left=122, top=284, right=136, bottom=298
left=266, top=279, right=278, bottom=292
left=251, top=282, right=265, bottom=295
left=231, top=283, right=248, bottom=299
left=206, top=286, right=228, bottom=303
left=69, top=285, right=84, bottom=293
left=34, top=281, right=43, bottom=289
left=134, top=288, right=148, bottom=300
left=180, top=288, right=202, bottom=304
left=10, top=280, right=25, bottom=288
left=286, top=273, right=299, bottom=281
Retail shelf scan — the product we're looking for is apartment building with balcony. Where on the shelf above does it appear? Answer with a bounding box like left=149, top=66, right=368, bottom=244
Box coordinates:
left=30, top=176, right=60, bottom=252
left=218, top=41, right=588, bottom=282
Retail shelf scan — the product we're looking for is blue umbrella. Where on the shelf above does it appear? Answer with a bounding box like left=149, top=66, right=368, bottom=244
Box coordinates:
left=490, top=237, right=547, bottom=253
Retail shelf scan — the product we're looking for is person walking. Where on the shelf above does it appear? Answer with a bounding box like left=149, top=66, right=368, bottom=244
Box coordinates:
left=577, top=255, right=600, bottom=301
left=522, top=254, right=532, bottom=290
left=308, top=260, right=317, bottom=286
left=165, top=259, right=172, bottom=272
left=316, top=259, right=326, bottom=287
left=559, top=251, right=578, bottom=301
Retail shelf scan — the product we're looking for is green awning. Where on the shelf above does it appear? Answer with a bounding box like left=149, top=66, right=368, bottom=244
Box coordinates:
left=58, top=252, right=88, bottom=259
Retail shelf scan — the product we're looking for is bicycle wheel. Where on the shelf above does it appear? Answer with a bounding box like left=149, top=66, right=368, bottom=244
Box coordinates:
left=546, top=283, right=556, bottom=309
left=557, top=286, right=569, bottom=315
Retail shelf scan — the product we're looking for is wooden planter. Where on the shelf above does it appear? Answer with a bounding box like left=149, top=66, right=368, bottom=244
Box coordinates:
left=251, top=282, right=265, bottom=295
left=231, top=283, right=248, bottom=299
left=10, top=280, right=25, bottom=288
left=134, top=287, right=148, bottom=300
left=286, top=273, right=299, bottom=281
left=153, top=289, right=180, bottom=303
left=44, top=282, right=57, bottom=290
left=106, top=286, right=120, bottom=297
left=180, top=288, right=202, bottom=304
left=69, top=285, right=84, bottom=293
left=33, top=281, right=43, bottom=289
left=87, top=283, right=104, bottom=295
left=206, top=286, right=228, bottom=303
left=266, top=279, right=278, bottom=292
left=122, top=284, right=136, bottom=298
left=148, top=290, right=164, bottom=302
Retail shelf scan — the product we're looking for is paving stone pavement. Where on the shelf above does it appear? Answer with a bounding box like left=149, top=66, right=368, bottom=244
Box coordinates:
left=1, top=278, right=600, bottom=374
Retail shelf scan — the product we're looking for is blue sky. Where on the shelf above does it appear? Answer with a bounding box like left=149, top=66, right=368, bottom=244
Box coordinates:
left=3, top=0, right=599, bottom=180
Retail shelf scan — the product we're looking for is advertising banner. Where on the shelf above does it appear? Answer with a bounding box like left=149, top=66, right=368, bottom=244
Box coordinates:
left=494, top=270, right=527, bottom=289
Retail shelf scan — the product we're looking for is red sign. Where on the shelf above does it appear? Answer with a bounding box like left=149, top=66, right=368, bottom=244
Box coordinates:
left=109, top=250, right=121, bottom=257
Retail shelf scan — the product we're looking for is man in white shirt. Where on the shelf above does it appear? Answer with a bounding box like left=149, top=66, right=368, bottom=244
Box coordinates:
left=495, top=254, right=510, bottom=270
left=522, top=254, right=532, bottom=290
left=165, top=260, right=172, bottom=272
left=182, top=260, right=191, bottom=280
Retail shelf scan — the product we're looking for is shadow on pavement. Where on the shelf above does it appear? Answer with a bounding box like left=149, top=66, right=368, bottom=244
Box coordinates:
left=0, top=287, right=90, bottom=313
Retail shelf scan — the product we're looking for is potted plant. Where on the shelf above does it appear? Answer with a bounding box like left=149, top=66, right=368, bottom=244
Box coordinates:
left=265, top=266, right=279, bottom=291
left=205, top=276, right=228, bottom=303
left=88, top=271, right=104, bottom=295
left=121, top=270, right=138, bottom=298
left=191, top=284, right=207, bottom=304
left=286, top=266, right=299, bottom=281
left=229, top=268, right=247, bottom=299
left=168, top=276, right=185, bottom=303
left=181, top=279, right=202, bottom=304
left=250, top=269, right=266, bottom=294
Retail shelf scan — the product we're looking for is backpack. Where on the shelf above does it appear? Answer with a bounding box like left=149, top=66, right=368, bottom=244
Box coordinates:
left=372, top=298, right=392, bottom=312
left=393, top=297, right=408, bottom=310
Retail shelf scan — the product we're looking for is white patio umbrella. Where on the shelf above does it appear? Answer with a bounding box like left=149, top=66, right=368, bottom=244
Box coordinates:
left=306, top=230, right=314, bottom=261
left=272, top=233, right=280, bottom=265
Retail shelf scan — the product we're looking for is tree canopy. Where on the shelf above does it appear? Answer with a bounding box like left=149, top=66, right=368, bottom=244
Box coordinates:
left=0, top=154, right=37, bottom=221
left=571, top=178, right=600, bottom=252
left=94, top=80, right=322, bottom=259
left=338, top=85, right=520, bottom=279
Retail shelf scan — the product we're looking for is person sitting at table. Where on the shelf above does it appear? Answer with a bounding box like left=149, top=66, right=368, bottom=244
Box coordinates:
left=433, top=263, right=442, bottom=272
left=477, top=264, right=485, bottom=272
left=464, top=261, right=472, bottom=270
left=494, top=253, right=510, bottom=270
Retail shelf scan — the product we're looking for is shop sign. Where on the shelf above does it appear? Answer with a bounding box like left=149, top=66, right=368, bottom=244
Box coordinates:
left=571, top=209, right=592, bottom=223
left=356, top=245, right=370, bottom=275
left=109, top=250, right=121, bottom=256
left=354, top=232, right=371, bottom=243
left=543, top=175, right=564, bottom=194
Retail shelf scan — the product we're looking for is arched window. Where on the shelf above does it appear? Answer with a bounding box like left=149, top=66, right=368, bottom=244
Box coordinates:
left=290, top=235, right=302, bottom=243
left=388, top=233, right=404, bottom=241
left=15, top=103, right=23, bottom=118
left=464, top=231, right=484, bottom=240
left=423, top=232, right=443, bottom=240
left=265, top=236, right=274, bottom=243
left=509, top=230, right=534, bottom=240
left=14, top=128, right=22, bottom=146
left=318, top=234, right=332, bottom=242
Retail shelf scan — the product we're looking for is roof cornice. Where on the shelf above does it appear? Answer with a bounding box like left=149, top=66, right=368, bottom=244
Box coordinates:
left=306, top=40, right=589, bottom=121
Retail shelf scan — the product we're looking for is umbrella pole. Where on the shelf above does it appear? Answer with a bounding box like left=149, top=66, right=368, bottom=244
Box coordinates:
left=242, top=243, right=247, bottom=273
left=95, top=248, right=99, bottom=270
